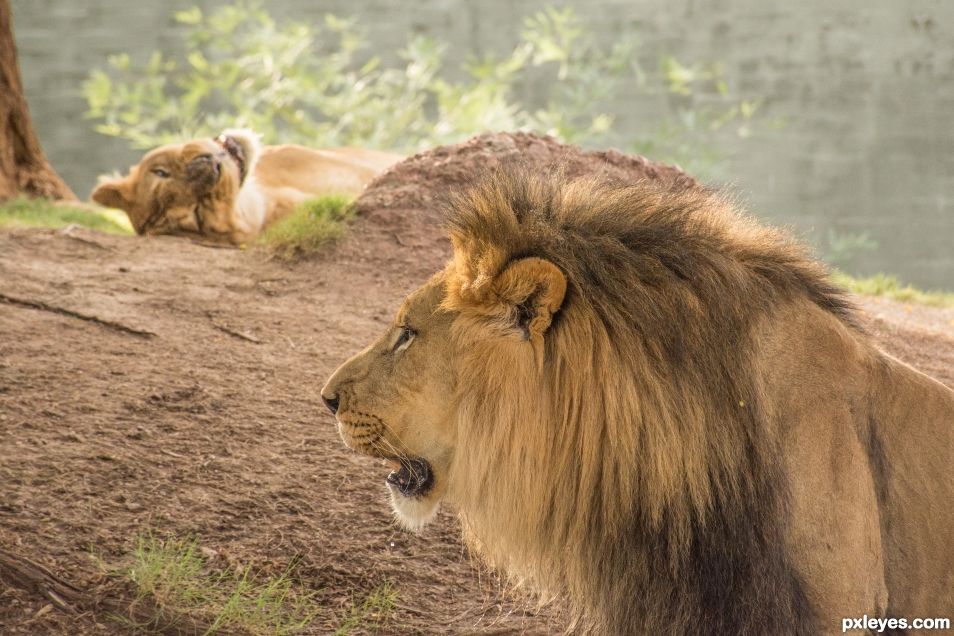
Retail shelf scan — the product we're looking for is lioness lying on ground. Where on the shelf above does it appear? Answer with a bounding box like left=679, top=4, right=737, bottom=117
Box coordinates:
left=323, top=170, right=954, bottom=635
left=92, top=130, right=402, bottom=245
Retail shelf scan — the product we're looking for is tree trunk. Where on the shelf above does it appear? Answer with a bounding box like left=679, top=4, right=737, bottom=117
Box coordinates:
left=0, top=0, right=75, bottom=201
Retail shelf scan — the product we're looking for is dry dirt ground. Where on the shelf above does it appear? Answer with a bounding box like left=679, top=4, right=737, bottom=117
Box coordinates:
left=1, top=134, right=952, bottom=635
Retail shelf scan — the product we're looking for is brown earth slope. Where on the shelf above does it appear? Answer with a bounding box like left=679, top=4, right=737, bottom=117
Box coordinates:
left=1, top=133, right=952, bottom=635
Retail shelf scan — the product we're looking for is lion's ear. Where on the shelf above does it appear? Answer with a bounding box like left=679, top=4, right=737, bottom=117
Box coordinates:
left=491, top=257, right=566, bottom=341
left=91, top=178, right=133, bottom=212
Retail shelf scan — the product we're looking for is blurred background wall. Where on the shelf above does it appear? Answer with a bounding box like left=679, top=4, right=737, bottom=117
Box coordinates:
left=10, top=0, right=954, bottom=288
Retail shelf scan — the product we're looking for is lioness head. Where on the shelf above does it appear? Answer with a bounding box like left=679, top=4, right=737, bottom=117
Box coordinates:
left=91, top=129, right=260, bottom=244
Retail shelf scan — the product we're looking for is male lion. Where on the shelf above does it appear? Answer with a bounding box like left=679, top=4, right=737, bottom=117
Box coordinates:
left=92, top=130, right=402, bottom=245
left=321, top=171, right=954, bottom=635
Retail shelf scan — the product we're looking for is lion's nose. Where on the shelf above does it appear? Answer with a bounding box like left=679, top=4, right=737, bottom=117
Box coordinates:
left=186, top=153, right=222, bottom=191
left=322, top=393, right=340, bottom=415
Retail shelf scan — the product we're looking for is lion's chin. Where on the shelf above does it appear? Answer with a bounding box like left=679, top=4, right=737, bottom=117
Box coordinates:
left=385, top=457, right=443, bottom=531
left=389, top=487, right=441, bottom=532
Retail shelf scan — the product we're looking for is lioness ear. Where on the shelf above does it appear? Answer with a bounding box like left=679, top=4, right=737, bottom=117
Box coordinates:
left=492, top=257, right=567, bottom=341
left=91, top=178, right=133, bottom=212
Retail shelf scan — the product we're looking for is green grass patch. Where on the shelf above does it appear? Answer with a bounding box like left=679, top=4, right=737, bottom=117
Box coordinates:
left=125, top=533, right=318, bottom=635
left=833, top=271, right=954, bottom=308
left=258, top=194, right=355, bottom=257
left=111, top=532, right=395, bottom=635
left=0, top=196, right=133, bottom=234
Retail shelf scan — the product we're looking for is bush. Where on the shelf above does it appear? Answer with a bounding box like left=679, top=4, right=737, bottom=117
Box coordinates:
left=83, top=3, right=765, bottom=177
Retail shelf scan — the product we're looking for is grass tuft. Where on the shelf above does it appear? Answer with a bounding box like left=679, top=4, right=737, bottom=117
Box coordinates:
left=123, top=532, right=319, bottom=635
left=129, top=533, right=209, bottom=609
left=115, top=531, right=396, bottom=635
left=833, top=271, right=954, bottom=308
left=258, top=194, right=355, bottom=257
left=334, top=581, right=397, bottom=636
left=0, top=196, right=133, bottom=234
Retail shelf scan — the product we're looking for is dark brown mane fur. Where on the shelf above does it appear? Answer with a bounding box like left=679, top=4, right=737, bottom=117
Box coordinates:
left=442, top=170, right=857, bottom=634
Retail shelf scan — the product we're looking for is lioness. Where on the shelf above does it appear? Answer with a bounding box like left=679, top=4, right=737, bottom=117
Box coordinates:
left=322, top=171, right=954, bottom=634
left=92, top=130, right=402, bottom=245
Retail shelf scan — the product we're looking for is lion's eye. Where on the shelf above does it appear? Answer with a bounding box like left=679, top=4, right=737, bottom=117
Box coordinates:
left=151, top=168, right=171, bottom=178
left=392, top=326, right=416, bottom=353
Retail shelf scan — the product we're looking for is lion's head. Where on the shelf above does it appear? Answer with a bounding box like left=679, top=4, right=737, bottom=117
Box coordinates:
left=91, top=129, right=261, bottom=244
left=321, top=275, right=461, bottom=527
left=322, top=170, right=864, bottom=634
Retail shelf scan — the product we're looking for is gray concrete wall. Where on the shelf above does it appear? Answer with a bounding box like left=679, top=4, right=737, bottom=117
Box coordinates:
left=10, top=0, right=954, bottom=288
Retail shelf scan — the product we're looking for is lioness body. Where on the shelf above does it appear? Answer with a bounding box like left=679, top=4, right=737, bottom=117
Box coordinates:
left=322, top=172, right=954, bottom=634
left=92, top=131, right=402, bottom=244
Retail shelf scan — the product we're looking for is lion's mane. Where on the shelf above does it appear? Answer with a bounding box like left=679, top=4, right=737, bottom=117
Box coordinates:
left=440, top=171, right=856, bottom=634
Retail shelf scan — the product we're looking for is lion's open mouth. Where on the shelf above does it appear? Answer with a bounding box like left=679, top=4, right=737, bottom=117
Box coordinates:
left=386, top=457, right=434, bottom=498
left=215, top=134, right=248, bottom=184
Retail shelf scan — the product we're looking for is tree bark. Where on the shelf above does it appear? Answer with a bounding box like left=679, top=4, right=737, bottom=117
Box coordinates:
left=0, top=0, right=75, bottom=201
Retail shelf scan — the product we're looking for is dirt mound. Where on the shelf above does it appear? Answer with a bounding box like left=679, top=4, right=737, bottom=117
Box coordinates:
left=354, top=131, right=696, bottom=231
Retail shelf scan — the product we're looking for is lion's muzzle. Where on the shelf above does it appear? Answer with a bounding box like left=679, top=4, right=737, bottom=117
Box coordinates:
left=186, top=153, right=222, bottom=195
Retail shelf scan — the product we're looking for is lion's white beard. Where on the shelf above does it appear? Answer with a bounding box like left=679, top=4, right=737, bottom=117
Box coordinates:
left=389, top=487, right=441, bottom=532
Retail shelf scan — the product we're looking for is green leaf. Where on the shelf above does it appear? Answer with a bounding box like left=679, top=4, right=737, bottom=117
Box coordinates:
left=107, top=53, right=130, bottom=71
left=187, top=51, right=208, bottom=72
left=740, top=99, right=760, bottom=120
left=175, top=7, right=202, bottom=25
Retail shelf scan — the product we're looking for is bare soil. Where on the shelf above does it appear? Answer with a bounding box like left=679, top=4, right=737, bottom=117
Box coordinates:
left=1, top=133, right=952, bottom=635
